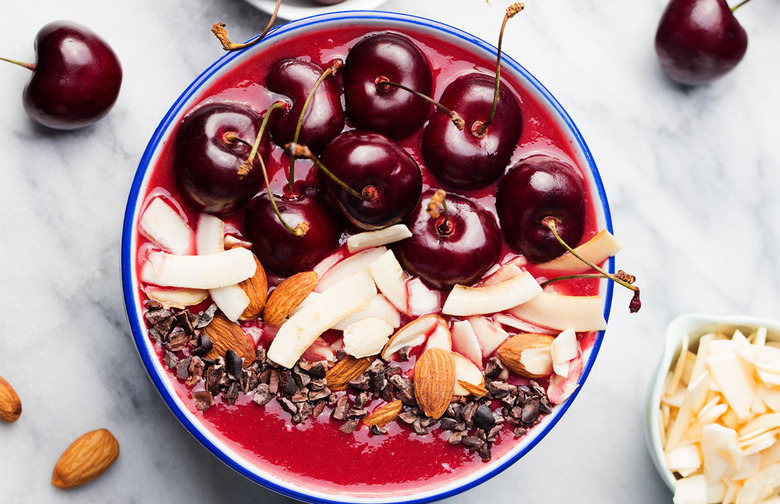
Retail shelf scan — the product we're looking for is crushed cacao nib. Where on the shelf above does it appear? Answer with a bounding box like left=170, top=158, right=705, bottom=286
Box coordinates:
left=191, top=390, right=214, bottom=411
left=144, top=304, right=558, bottom=462
left=163, top=350, right=178, bottom=369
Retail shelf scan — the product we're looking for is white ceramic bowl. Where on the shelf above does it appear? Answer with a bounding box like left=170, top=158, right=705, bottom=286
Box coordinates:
left=645, top=313, right=780, bottom=493
left=122, top=11, right=615, bottom=503
left=243, top=0, right=387, bottom=20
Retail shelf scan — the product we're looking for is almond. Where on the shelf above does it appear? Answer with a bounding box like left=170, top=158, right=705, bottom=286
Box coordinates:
left=263, top=271, right=319, bottom=325
left=203, top=312, right=256, bottom=366
left=457, top=379, right=488, bottom=398
left=51, top=429, right=119, bottom=489
left=0, top=376, right=22, bottom=423
left=496, top=333, right=556, bottom=378
left=363, top=400, right=403, bottom=427
left=238, top=253, right=268, bottom=321
left=326, top=355, right=374, bottom=390
left=413, top=347, right=456, bottom=419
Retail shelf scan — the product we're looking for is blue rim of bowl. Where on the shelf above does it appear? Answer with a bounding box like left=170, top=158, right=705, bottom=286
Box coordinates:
left=122, top=10, right=615, bottom=504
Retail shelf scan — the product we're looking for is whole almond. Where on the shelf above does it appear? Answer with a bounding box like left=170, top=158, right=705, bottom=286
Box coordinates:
left=414, top=347, right=456, bottom=419
left=363, top=400, right=403, bottom=427
left=239, top=253, right=268, bottom=321
left=51, top=429, right=119, bottom=489
left=496, top=333, right=555, bottom=378
left=263, top=271, right=318, bottom=325
left=326, top=355, right=374, bottom=391
left=203, top=312, right=256, bottom=366
left=0, top=376, right=22, bottom=423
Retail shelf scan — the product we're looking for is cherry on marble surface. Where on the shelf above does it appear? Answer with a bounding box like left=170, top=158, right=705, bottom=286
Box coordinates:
left=1, top=21, right=122, bottom=130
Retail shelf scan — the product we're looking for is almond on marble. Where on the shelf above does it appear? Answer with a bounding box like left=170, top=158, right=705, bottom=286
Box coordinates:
left=0, top=376, right=22, bottom=423
left=51, top=429, right=119, bottom=489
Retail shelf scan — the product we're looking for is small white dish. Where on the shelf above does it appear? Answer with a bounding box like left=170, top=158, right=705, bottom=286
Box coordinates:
left=645, top=313, right=780, bottom=492
left=243, top=0, right=387, bottom=20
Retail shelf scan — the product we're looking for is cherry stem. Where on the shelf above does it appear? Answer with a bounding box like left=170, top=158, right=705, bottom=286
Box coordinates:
left=426, top=189, right=453, bottom=235
left=376, top=78, right=465, bottom=130
left=287, top=59, right=344, bottom=192
left=212, top=0, right=281, bottom=51
left=731, top=0, right=752, bottom=11
left=475, top=2, right=524, bottom=138
left=0, top=57, right=35, bottom=71
left=543, top=217, right=641, bottom=313
left=285, top=142, right=368, bottom=201
left=241, top=104, right=307, bottom=237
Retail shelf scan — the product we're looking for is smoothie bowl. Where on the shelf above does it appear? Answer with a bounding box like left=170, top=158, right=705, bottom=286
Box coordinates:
left=122, top=9, right=619, bottom=503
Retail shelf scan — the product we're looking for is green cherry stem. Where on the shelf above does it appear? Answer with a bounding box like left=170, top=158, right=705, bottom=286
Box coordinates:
left=731, top=0, right=752, bottom=12
left=375, top=77, right=465, bottom=130
left=542, top=217, right=641, bottom=313
left=239, top=103, right=306, bottom=237
left=285, top=142, right=368, bottom=202
left=0, top=57, right=35, bottom=71
left=287, top=58, right=344, bottom=193
left=474, top=2, right=524, bottom=138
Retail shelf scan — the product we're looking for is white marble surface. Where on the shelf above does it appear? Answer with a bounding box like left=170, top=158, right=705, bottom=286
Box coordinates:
left=1, top=0, right=779, bottom=502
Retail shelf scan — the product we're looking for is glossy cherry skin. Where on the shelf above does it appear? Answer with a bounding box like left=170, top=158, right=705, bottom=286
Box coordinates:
left=655, top=0, right=748, bottom=85
left=21, top=21, right=122, bottom=130
left=394, top=190, right=501, bottom=290
left=243, top=187, right=342, bottom=277
left=267, top=58, right=345, bottom=154
left=496, top=155, right=585, bottom=263
left=421, top=73, right=522, bottom=189
left=319, top=130, right=422, bottom=231
left=173, top=102, right=269, bottom=215
left=343, top=32, right=433, bottom=140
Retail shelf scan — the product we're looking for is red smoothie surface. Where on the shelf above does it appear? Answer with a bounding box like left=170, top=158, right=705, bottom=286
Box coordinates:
left=134, top=22, right=605, bottom=498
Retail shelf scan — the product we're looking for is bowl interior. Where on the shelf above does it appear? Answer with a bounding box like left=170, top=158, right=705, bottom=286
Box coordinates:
left=122, top=10, right=614, bottom=503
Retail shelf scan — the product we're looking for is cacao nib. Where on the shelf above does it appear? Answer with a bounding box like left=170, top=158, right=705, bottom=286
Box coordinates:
left=473, top=404, right=495, bottom=430
left=253, top=384, right=275, bottom=406
left=192, top=391, right=214, bottom=411
left=225, top=350, right=243, bottom=380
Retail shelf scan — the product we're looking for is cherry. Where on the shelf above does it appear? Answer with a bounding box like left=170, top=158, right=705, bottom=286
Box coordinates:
left=315, top=130, right=422, bottom=230
left=420, top=5, right=524, bottom=189
left=343, top=32, right=433, bottom=140
left=394, top=190, right=501, bottom=290
left=496, top=154, right=585, bottom=263
left=1, top=21, right=122, bottom=130
left=655, top=0, right=750, bottom=85
left=243, top=186, right=342, bottom=277
left=173, top=102, right=269, bottom=215
left=267, top=58, right=345, bottom=154
left=421, top=74, right=521, bottom=189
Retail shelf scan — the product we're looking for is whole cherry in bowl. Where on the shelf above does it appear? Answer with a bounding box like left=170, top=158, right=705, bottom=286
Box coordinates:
left=123, top=7, right=638, bottom=503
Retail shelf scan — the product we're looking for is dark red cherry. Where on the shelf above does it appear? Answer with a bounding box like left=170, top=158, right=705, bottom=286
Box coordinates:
left=318, top=130, right=422, bottom=231
left=421, top=73, right=522, bottom=189
left=266, top=58, right=345, bottom=154
left=496, top=154, right=585, bottom=263
left=1, top=21, right=122, bottom=130
left=173, top=102, right=269, bottom=215
left=243, top=187, right=341, bottom=277
left=394, top=190, right=501, bottom=290
left=343, top=32, right=433, bottom=140
left=655, top=0, right=749, bottom=85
